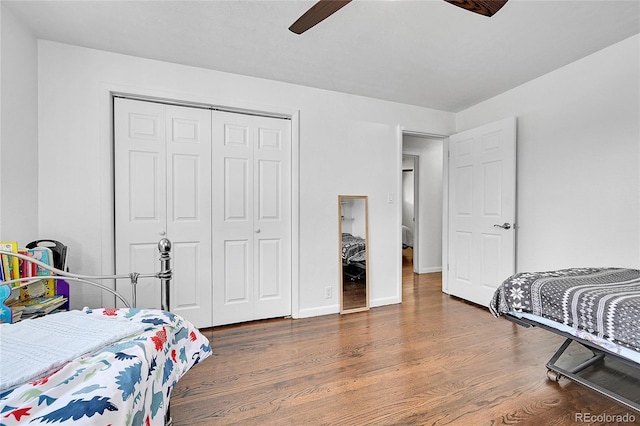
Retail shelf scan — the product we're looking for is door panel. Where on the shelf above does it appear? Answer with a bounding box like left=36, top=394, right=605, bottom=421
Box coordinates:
left=447, top=117, right=516, bottom=307
left=224, top=157, right=250, bottom=221
left=115, top=98, right=212, bottom=328
left=257, top=239, right=280, bottom=298
left=165, top=105, right=212, bottom=327
left=213, top=111, right=291, bottom=326
left=224, top=239, right=250, bottom=303
left=117, top=98, right=291, bottom=328
left=115, top=99, right=167, bottom=308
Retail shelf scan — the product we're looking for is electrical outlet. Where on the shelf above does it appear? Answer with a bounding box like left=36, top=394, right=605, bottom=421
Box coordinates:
left=325, top=286, right=332, bottom=299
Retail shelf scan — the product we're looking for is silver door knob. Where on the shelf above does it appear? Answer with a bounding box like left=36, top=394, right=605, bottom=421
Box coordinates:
left=493, top=223, right=511, bottom=230
left=255, top=229, right=261, bottom=234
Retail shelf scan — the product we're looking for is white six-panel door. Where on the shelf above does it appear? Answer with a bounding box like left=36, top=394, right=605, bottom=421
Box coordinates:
left=447, top=117, right=516, bottom=307
left=114, top=98, right=213, bottom=327
left=212, top=111, right=291, bottom=326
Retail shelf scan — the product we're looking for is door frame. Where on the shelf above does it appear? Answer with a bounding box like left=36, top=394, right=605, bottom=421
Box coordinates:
left=397, top=128, right=449, bottom=300
left=98, top=84, right=300, bottom=318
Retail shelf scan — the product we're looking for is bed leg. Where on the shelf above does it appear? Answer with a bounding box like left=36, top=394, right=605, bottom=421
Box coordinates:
left=546, top=338, right=605, bottom=377
left=545, top=338, right=640, bottom=412
left=165, top=406, right=173, bottom=426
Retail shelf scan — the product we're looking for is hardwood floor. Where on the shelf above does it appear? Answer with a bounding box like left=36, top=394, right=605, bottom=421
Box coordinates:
left=171, top=263, right=639, bottom=425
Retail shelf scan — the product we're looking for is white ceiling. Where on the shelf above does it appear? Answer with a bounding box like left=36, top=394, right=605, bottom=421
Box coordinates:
left=4, top=0, right=639, bottom=112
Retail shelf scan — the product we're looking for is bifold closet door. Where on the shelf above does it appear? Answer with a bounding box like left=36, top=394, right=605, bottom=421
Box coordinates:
left=212, top=111, right=292, bottom=326
left=114, top=98, right=213, bottom=328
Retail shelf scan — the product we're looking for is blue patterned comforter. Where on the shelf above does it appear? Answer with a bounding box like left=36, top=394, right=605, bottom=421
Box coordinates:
left=490, top=267, right=640, bottom=354
left=0, top=308, right=211, bottom=425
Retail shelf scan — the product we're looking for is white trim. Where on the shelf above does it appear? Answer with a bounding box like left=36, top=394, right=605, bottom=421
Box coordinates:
left=418, top=266, right=443, bottom=274
left=441, top=137, right=450, bottom=294
left=290, top=111, right=301, bottom=319
left=396, top=126, right=404, bottom=303
left=297, top=304, right=339, bottom=319
left=371, top=295, right=401, bottom=308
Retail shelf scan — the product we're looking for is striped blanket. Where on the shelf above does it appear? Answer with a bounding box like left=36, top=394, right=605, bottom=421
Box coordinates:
left=489, top=268, right=640, bottom=353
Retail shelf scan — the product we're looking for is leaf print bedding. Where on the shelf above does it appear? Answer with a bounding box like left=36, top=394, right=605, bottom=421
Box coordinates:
left=0, top=308, right=211, bottom=425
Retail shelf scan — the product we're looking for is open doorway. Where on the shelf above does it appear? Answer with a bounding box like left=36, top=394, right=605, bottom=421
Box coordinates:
left=401, top=133, right=444, bottom=275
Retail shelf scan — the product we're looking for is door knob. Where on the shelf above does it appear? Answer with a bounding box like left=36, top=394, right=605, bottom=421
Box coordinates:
left=493, top=223, right=511, bottom=230
left=255, top=229, right=261, bottom=234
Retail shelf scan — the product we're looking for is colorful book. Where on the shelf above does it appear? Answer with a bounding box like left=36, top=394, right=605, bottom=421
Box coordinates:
left=8, top=294, right=67, bottom=315
left=0, top=242, right=20, bottom=283
left=18, top=249, right=33, bottom=279
left=19, top=247, right=56, bottom=298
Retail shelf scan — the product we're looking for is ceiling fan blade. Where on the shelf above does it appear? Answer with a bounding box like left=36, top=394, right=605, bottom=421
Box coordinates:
left=443, top=0, right=508, bottom=17
left=289, top=0, right=352, bottom=34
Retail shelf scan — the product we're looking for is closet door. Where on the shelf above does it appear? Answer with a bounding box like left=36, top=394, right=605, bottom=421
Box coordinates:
left=212, top=111, right=291, bottom=326
left=114, top=98, right=213, bottom=328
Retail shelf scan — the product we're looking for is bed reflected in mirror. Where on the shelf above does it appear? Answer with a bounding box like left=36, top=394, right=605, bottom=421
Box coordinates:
left=339, top=195, right=369, bottom=314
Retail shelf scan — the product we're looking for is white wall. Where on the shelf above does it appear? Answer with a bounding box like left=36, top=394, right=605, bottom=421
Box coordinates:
left=0, top=4, right=38, bottom=242
left=456, top=35, right=640, bottom=271
left=36, top=41, right=456, bottom=313
left=403, top=136, right=443, bottom=273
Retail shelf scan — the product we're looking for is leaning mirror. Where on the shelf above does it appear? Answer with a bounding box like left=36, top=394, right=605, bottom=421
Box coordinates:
left=339, top=195, right=370, bottom=314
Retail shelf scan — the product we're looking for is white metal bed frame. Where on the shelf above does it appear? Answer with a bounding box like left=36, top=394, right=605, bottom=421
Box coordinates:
left=0, top=238, right=176, bottom=424
left=0, top=238, right=172, bottom=312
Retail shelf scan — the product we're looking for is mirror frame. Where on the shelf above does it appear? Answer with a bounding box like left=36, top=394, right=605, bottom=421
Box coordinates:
left=339, top=195, right=370, bottom=314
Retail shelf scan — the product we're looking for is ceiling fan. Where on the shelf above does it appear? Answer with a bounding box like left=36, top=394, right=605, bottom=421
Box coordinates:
left=289, top=0, right=508, bottom=34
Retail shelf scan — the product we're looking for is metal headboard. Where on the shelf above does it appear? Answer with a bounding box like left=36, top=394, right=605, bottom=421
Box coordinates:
left=0, top=238, right=172, bottom=310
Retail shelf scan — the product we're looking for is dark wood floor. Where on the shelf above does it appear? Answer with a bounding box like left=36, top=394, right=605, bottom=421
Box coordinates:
left=171, top=263, right=639, bottom=425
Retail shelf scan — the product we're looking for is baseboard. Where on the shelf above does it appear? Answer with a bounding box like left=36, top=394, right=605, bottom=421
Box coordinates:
left=419, top=266, right=442, bottom=274
left=370, top=296, right=401, bottom=308
left=294, top=297, right=402, bottom=319
left=295, top=304, right=339, bottom=319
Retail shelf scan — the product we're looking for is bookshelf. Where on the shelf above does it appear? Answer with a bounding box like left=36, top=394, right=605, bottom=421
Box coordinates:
left=0, top=240, right=69, bottom=323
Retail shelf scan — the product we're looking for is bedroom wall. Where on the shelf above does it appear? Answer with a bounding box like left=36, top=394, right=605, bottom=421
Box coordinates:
left=35, top=40, right=456, bottom=313
left=456, top=34, right=640, bottom=271
left=0, top=4, right=39, bottom=243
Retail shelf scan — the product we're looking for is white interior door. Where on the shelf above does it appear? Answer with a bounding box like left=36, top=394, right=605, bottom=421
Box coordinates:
left=447, top=117, right=516, bottom=307
left=212, top=111, right=291, bottom=326
left=115, top=98, right=213, bottom=328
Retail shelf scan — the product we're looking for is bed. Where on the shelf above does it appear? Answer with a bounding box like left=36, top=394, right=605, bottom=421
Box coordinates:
left=341, top=233, right=366, bottom=281
left=490, top=267, right=640, bottom=412
left=0, top=239, right=212, bottom=425
left=402, top=225, right=413, bottom=249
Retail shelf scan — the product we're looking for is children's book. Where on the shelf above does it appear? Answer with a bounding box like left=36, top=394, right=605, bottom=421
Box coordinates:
left=18, top=249, right=33, bottom=279
left=0, top=242, right=20, bottom=283
left=20, top=247, right=56, bottom=298
left=8, top=294, right=67, bottom=317
left=0, top=255, right=8, bottom=283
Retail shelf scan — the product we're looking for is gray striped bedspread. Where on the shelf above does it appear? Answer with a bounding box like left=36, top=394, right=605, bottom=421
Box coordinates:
left=490, top=267, right=640, bottom=354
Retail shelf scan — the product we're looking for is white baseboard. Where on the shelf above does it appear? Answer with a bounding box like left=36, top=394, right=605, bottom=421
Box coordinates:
left=295, top=304, right=339, bottom=319
left=294, top=297, right=402, bottom=319
left=418, top=266, right=442, bottom=274
left=370, top=296, right=401, bottom=308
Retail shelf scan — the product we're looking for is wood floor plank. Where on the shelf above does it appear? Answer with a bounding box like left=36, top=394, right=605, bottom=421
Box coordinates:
left=171, top=267, right=640, bottom=425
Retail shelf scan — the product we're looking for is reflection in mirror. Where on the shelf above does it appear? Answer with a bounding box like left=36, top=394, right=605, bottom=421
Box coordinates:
left=339, top=195, right=369, bottom=313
